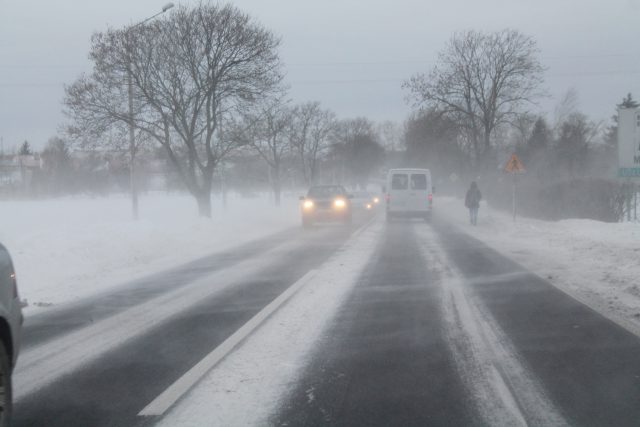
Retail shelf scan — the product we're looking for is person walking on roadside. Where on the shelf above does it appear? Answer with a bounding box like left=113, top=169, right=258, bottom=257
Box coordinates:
left=465, top=181, right=482, bottom=225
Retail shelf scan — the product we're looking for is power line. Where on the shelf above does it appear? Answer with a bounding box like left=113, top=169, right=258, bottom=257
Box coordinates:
left=0, top=83, right=65, bottom=88
left=548, top=69, right=640, bottom=77
left=1, top=52, right=635, bottom=70
left=286, top=53, right=637, bottom=67
left=291, top=69, right=640, bottom=85
left=0, top=64, right=88, bottom=69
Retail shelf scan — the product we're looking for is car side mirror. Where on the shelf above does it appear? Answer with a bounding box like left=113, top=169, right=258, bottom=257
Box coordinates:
left=299, top=196, right=305, bottom=201
left=347, top=194, right=354, bottom=199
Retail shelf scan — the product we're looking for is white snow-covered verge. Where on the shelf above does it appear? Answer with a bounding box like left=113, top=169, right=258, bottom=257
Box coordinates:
left=436, top=196, right=640, bottom=336
left=0, top=192, right=299, bottom=314
left=154, top=219, right=381, bottom=427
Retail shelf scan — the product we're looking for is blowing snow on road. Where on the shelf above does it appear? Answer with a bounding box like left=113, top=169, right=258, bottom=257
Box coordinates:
left=4, top=1, right=640, bottom=424
left=6, top=194, right=640, bottom=427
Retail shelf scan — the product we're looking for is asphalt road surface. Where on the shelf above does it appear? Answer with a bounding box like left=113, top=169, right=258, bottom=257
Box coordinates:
left=13, top=210, right=640, bottom=426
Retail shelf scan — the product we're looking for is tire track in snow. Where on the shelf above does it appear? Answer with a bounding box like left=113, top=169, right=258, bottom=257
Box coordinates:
left=154, top=218, right=382, bottom=426
left=416, top=225, right=567, bottom=426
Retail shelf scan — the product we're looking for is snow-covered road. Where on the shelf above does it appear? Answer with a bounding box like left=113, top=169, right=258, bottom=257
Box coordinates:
left=9, top=194, right=640, bottom=426
left=437, top=196, right=640, bottom=337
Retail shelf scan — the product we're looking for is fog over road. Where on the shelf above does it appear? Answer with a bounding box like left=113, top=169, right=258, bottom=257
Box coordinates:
left=11, top=212, right=640, bottom=426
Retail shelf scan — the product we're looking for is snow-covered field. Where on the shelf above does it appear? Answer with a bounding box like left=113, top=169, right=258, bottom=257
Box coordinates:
left=437, top=196, right=640, bottom=336
left=0, top=192, right=300, bottom=314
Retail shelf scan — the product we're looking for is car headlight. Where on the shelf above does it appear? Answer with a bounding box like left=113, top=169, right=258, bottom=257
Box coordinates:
left=366, top=203, right=372, bottom=210
left=303, top=200, right=314, bottom=209
left=373, top=197, right=380, bottom=204
left=334, top=198, right=346, bottom=209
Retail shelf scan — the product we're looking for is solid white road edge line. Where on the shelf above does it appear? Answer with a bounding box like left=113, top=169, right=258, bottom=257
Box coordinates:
left=138, top=268, right=318, bottom=417
left=152, top=217, right=383, bottom=426
left=138, top=214, right=379, bottom=418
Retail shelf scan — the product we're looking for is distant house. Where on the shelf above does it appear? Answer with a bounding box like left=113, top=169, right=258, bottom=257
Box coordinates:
left=0, top=154, right=42, bottom=192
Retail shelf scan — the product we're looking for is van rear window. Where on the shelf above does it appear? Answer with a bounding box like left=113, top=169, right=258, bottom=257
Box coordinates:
left=391, top=174, right=408, bottom=190
left=410, top=174, right=427, bottom=190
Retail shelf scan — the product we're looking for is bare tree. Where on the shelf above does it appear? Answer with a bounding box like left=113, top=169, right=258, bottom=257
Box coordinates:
left=511, top=113, right=537, bottom=147
left=41, top=137, right=73, bottom=195
left=376, top=120, right=402, bottom=152
left=404, top=29, right=545, bottom=168
left=403, top=109, right=469, bottom=177
left=241, top=95, right=293, bottom=206
left=555, top=112, right=602, bottom=179
left=64, top=32, right=148, bottom=218
left=554, top=88, right=580, bottom=128
left=289, top=102, right=336, bottom=186
left=331, top=118, right=384, bottom=189
left=65, top=3, right=282, bottom=217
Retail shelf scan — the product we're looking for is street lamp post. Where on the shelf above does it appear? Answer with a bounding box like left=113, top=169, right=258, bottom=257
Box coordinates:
left=126, top=3, right=174, bottom=220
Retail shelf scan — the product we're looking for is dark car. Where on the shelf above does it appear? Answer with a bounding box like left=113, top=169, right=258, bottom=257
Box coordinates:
left=300, top=185, right=353, bottom=227
left=0, top=244, right=23, bottom=425
left=351, top=191, right=381, bottom=213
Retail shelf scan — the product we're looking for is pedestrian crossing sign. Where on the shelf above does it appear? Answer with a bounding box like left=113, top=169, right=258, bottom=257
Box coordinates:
left=504, top=154, right=525, bottom=173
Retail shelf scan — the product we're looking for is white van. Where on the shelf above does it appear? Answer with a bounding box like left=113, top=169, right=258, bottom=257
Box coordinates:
left=385, top=168, right=433, bottom=221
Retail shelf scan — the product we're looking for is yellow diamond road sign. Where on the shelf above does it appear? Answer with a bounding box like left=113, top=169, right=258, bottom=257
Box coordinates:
left=505, top=154, right=525, bottom=173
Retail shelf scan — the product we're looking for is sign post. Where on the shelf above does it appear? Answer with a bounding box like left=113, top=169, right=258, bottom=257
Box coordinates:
left=504, top=153, right=526, bottom=221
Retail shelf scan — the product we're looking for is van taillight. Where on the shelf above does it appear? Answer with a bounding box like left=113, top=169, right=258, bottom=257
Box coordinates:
left=428, top=194, right=433, bottom=203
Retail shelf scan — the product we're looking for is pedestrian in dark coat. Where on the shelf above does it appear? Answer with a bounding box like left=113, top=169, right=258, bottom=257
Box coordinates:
left=465, top=181, right=482, bottom=225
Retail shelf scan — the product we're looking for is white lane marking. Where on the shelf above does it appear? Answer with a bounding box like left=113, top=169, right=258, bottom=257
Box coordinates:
left=138, top=269, right=318, bottom=417
left=141, top=216, right=378, bottom=418
left=154, top=219, right=383, bottom=426
left=416, top=224, right=568, bottom=426
left=13, top=236, right=309, bottom=401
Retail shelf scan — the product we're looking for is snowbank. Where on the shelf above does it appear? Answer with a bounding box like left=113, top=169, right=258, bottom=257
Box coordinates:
left=436, top=196, right=640, bottom=335
left=0, top=192, right=299, bottom=314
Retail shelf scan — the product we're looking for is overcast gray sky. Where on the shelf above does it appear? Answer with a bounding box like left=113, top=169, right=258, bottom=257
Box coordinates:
left=1, top=0, right=639, bottom=150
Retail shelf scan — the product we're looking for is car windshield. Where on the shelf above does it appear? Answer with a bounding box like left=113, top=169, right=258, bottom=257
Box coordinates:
left=5, top=1, right=640, bottom=426
left=308, top=186, right=345, bottom=198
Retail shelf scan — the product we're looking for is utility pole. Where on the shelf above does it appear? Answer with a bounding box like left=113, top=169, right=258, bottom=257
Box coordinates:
left=125, top=3, right=174, bottom=220
left=127, top=64, right=139, bottom=220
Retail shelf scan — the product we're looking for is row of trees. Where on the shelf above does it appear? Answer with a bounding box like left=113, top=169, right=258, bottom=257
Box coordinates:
left=403, top=89, right=627, bottom=182
left=234, top=100, right=386, bottom=205
left=403, top=90, right=633, bottom=221
left=63, top=3, right=385, bottom=216
left=401, top=29, right=634, bottom=221
left=60, top=5, right=633, bottom=221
